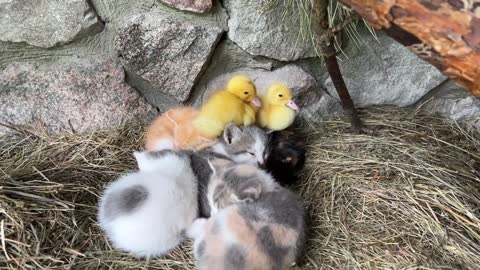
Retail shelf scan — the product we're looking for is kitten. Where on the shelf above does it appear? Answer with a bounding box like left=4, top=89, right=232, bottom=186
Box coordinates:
left=188, top=159, right=306, bottom=270
left=144, top=106, right=216, bottom=151
left=208, top=123, right=268, bottom=167
left=143, top=123, right=270, bottom=218
left=205, top=158, right=277, bottom=215
left=265, top=130, right=306, bottom=186
left=97, top=151, right=198, bottom=258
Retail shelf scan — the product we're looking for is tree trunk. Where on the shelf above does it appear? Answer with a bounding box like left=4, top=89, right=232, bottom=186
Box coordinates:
left=338, top=0, right=480, bottom=96
left=312, top=0, right=363, bottom=133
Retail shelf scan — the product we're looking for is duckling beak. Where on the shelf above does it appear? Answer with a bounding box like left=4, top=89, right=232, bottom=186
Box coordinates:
left=286, top=99, right=299, bottom=111
left=251, top=97, right=262, bottom=107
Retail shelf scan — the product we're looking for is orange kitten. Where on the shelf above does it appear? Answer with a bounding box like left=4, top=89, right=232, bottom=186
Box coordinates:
left=145, top=107, right=217, bottom=151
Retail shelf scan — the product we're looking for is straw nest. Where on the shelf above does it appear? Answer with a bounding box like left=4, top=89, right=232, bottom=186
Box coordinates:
left=1, top=108, right=479, bottom=270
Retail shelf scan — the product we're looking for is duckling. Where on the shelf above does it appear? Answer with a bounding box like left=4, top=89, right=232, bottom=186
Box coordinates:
left=259, top=82, right=299, bottom=131
left=193, top=75, right=262, bottom=137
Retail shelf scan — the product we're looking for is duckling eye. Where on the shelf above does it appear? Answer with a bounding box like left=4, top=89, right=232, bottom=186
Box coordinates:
left=278, top=94, right=283, bottom=97
left=244, top=91, right=249, bottom=95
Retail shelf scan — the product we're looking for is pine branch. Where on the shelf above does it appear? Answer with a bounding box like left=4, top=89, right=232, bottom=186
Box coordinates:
left=315, top=13, right=359, bottom=51
left=312, top=0, right=363, bottom=133
left=331, top=13, right=358, bottom=34
left=323, top=39, right=363, bottom=133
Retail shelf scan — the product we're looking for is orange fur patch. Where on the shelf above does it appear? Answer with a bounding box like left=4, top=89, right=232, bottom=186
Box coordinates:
left=269, top=224, right=299, bottom=246
left=227, top=210, right=256, bottom=244
left=227, top=210, right=273, bottom=269
left=145, top=106, right=217, bottom=151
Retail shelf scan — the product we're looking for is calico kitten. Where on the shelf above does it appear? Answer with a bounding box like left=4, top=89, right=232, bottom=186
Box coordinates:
left=205, top=158, right=277, bottom=215
left=97, top=150, right=197, bottom=258
left=188, top=159, right=306, bottom=270
left=143, top=123, right=270, bottom=218
left=265, top=130, right=306, bottom=186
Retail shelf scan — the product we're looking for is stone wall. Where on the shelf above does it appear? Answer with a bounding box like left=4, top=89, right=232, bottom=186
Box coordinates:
left=0, top=0, right=478, bottom=136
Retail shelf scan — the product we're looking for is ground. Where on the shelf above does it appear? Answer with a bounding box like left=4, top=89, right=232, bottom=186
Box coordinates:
left=1, top=108, right=479, bottom=269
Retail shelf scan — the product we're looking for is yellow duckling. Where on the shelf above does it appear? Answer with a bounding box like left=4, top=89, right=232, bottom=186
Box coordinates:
left=259, top=83, right=299, bottom=131
left=193, top=75, right=262, bottom=137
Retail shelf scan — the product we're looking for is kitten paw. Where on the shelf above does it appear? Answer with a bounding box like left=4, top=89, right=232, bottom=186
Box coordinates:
left=187, top=218, right=208, bottom=239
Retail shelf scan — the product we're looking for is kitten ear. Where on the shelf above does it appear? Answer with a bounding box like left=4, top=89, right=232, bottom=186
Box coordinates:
left=186, top=218, right=208, bottom=239
left=297, top=142, right=307, bottom=151
left=133, top=151, right=150, bottom=171
left=223, top=124, right=242, bottom=144
left=238, top=181, right=262, bottom=203
left=212, top=183, right=227, bottom=213
left=207, top=158, right=232, bottom=174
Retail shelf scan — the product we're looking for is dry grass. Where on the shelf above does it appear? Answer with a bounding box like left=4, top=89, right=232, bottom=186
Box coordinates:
left=1, top=108, right=479, bottom=270
left=299, top=108, right=480, bottom=270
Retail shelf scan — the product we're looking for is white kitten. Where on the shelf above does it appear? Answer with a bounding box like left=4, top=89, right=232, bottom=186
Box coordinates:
left=97, top=151, right=198, bottom=258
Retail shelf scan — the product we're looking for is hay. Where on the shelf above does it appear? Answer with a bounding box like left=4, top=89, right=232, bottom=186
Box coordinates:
left=1, top=108, right=479, bottom=269
left=300, top=108, right=480, bottom=269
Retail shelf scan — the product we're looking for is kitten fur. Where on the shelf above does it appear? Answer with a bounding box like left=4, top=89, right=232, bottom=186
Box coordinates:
left=188, top=160, right=306, bottom=270
left=206, top=158, right=277, bottom=215
left=144, top=106, right=216, bottom=151
left=145, top=123, right=270, bottom=218
left=265, top=129, right=306, bottom=186
left=209, top=123, right=269, bottom=167
left=97, top=151, right=198, bottom=258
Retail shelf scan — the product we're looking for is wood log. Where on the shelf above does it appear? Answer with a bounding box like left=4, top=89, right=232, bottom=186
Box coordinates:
left=337, top=0, right=480, bottom=96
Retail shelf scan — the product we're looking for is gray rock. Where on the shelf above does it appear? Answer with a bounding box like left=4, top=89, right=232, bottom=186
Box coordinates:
left=324, top=30, right=447, bottom=107
left=159, top=0, right=212, bottom=13
left=191, top=42, right=340, bottom=122
left=300, top=93, right=342, bottom=124
left=224, top=0, right=318, bottom=61
left=204, top=39, right=276, bottom=73
left=418, top=80, right=480, bottom=130
left=0, top=59, right=155, bottom=136
left=188, top=39, right=276, bottom=105
left=0, top=0, right=103, bottom=48
left=115, top=13, right=223, bottom=103
left=201, top=65, right=321, bottom=109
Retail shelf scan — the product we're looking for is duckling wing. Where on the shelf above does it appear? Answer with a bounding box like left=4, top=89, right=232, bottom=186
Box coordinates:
left=193, top=91, right=245, bottom=136
left=267, top=106, right=296, bottom=131
left=243, top=104, right=257, bottom=126
left=192, top=116, right=224, bottom=137
left=258, top=101, right=270, bottom=128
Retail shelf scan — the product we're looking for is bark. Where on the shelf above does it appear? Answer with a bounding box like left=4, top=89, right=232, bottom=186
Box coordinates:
left=338, top=0, right=480, bottom=96
left=312, top=0, right=363, bottom=133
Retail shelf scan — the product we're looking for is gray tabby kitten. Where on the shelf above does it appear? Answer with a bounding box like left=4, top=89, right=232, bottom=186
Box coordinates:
left=188, top=158, right=306, bottom=270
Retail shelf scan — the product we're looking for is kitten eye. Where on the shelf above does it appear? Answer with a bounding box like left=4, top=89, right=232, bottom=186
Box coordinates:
left=244, top=91, right=249, bottom=95
left=247, top=152, right=255, bottom=156
left=278, top=94, right=283, bottom=97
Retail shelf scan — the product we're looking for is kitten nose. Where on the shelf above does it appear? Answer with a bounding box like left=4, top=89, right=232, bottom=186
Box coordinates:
left=258, top=161, right=265, bottom=168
